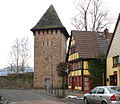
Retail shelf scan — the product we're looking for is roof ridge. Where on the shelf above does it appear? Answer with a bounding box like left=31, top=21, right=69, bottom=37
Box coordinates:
left=71, top=30, right=97, bottom=33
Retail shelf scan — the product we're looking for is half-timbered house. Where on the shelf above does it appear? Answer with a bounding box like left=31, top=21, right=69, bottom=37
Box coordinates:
left=67, top=30, right=112, bottom=92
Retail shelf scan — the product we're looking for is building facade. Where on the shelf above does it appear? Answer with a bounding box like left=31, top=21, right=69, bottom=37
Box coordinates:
left=67, top=30, right=112, bottom=92
left=31, top=5, right=69, bottom=89
left=67, top=34, right=90, bottom=92
left=107, top=14, right=120, bottom=86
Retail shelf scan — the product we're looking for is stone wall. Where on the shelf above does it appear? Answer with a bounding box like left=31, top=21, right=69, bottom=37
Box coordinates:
left=0, top=72, right=33, bottom=89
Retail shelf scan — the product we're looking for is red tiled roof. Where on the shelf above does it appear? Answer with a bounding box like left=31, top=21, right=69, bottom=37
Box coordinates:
left=72, top=31, right=101, bottom=58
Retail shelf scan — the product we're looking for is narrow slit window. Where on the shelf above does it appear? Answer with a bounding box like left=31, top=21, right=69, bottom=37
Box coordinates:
left=51, top=41, right=53, bottom=46
left=47, top=41, right=49, bottom=46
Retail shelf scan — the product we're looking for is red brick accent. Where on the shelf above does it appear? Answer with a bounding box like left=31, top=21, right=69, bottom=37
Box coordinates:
left=104, top=28, right=109, bottom=40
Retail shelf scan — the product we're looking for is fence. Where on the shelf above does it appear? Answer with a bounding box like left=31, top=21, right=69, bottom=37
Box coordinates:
left=45, top=88, right=64, bottom=96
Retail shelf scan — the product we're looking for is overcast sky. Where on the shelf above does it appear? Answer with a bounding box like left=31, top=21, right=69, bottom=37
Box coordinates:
left=0, top=0, right=120, bottom=69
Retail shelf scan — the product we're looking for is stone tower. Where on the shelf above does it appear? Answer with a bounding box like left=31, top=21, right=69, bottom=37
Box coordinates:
left=31, top=5, right=69, bottom=89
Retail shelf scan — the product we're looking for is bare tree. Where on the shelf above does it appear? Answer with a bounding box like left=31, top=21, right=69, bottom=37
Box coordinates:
left=9, top=37, right=30, bottom=74
left=9, top=38, right=21, bottom=74
left=72, top=0, right=112, bottom=31
left=56, top=62, right=72, bottom=97
left=20, top=37, right=30, bottom=73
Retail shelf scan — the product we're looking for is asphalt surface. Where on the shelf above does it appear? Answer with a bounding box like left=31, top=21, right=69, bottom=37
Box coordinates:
left=62, top=98, right=84, bottom=104
left=0, top=89, right=84, bottom=104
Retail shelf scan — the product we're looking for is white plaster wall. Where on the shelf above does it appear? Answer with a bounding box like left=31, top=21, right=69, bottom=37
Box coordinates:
left=108, top=21, right=120, bottom=58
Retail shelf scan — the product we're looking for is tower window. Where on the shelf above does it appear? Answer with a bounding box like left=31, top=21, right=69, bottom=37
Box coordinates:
left=38, top=31, right=40, bottom=34
left=46, top=30, right=48, bottom=34
left=51, top=30, right=53, bottom=34
left=51, top=41, right=53, bottom=46
left=56, top=29, right=57, bottom=33
left=47, top=41, right=49, bottom=46
left=60, top=29, right=63, bottom=33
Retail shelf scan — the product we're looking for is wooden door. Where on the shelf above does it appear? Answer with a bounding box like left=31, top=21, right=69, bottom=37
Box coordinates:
left=110, top=75, right=117, bottom=86
left=83, top=76, right=91, bottom=92
left=45, top=78, right=50, bottom=90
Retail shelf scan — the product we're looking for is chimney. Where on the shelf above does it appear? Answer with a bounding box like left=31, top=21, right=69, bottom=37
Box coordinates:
left=104, top=28, right=109, bottom=40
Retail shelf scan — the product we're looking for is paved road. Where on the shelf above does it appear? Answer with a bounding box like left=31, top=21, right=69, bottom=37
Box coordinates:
left=62, top=98, right=84, bottom=104
left=0, top=89, right=84, bottom=104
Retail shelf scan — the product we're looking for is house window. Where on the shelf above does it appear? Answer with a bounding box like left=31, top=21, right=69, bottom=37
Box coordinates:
left=70, top=46, right=76, bottom=54
left=73, top=63, right=75, bottom=70
left=113, top=56, right=119, bottom=67
left=78, top=62, right=82, bottom=69
left=75, top=53, right=78, bottom=59
left=75, top=62, right=78, bottom=70
left=78, top=76, right=81, bottom=86
left=73, top=54, right=75, bottom=60
left=75, top=76, right=77, bottom=86
left=75, top=76, right=81, bottom=86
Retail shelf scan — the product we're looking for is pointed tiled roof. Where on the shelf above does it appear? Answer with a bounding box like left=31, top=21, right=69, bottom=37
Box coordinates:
left=31, top=5, right=64, bottom=30
left=31, top=5, right=69, bottom=39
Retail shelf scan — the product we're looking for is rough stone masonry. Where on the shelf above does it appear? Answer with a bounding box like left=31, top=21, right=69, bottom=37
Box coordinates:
left=31, top=5, right=69, bottom=89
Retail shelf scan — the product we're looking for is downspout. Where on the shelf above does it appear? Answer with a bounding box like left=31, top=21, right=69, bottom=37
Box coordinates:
left=104, top=58, right=107, bottom=86
left=82, top=60, right=84, bottom=91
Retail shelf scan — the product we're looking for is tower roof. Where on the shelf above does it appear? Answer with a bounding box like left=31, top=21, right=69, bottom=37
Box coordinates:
left=31, top=5, right=64, bottom=31
left=31, top=5, right=69, bottom=39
